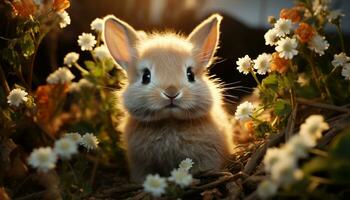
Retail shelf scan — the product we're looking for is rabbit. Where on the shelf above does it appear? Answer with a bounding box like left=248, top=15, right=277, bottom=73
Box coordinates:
left=103, top=14, right=234, bottom=183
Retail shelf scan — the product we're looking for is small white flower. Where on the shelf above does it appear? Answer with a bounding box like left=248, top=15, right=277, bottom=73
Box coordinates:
left=90, top=18, right=104, bottom=32
left=54, top=138, right=78, bottom=159
left=58, top=11, right=71, bottom=29
left=93, top=45, right=112, bottom=60
left=78, top=33, right=97, bottom=51
left=274, top=18, right=292, bottom=37
left=168, top=168, right=193, bottom=188
left=270, top=158, right=298, bottom=186
left=297, top=73, right=310, bottom=87
left=263, top=148, right=292, bottom=172
left=236, top=55, right=253, bottom=75
left=46, top=67, right=75, bottom=84
left=308, top=34, right=329, bottom=56
left=275, top=37, right=298, bottom=59
left=284, top=134, right=312, bottom=158
left=332, top=52, right=350, bottom=67
left=7, top=88, right=28, bottom=107
left=28, top=147, right=57, bottom=172
left=64, top=52, right=79, bottom=67
left=143, top=174, right=167, bottom=197
left=235, top=101, right=254, bottom=121
left=78, top=78, right=94, bottom=89
left=257, top=180, right=278, bottom=199
left=327, top=10, right=344, bottom=23
left=179, top=158, right=194, bottom=171
left=341, top=63, right=350, bottom=80
left=253, top=53, right=271, bottom=75
left=299, top=115, right=329, bottom=140
left=312, top=0, right=330, bottom=16
left=63, top=132, right=82, bottom=143
left=264, top=28, right=279, bottom=46
left=80, top=133, right=99, bottom=151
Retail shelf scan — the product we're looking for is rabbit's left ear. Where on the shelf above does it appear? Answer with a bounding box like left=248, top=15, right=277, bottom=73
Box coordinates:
left=187, top=14, right=222, bottom=67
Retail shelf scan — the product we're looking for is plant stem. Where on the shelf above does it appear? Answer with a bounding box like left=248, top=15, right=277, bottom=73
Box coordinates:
left=74, top=63, right=89, bottom=75
left=309, top=148, right=328, bottom=157
left=249, top=69, right=261, bottom=88
left=336, top=24, right=345, bottom=52
left=0, top=63, right=10, bottom=95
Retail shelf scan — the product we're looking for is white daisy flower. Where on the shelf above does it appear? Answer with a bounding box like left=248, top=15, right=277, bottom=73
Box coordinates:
left=273, top=18, right=292, bottom=37
left=332, top=52, right=350, bottom=67
left=253, top=53, right=272, bottom=75
left=327, top=10, right=345, bottom=23
left=297, top=73, right=310, bottom=87
left=64, top=52, right=79, bottom=67
left=270, top=158, right=298, bottom=186
left=78, top=78, right=94, bottom=89
left=264, top=28, right=279, bottom=46
left=90, top=18, right=104, bottom=32
left=143, top=174, right=167, bottom=197
left=54, top=137, right=78, bottom=159
left=93, top=45, right=112, bottom=60
left=80, top=133, right=99, bottom=151
left=28, top=147, right=57, bottom=172
left=78, top=33, right=97, bottom=51
left=308, top=34, right=329, bottom=56
left=257, top=180, right=278, bottom=199
left=179, top=158, right=194, bottom=171
left=63, top=132, right=82, bottom=143
left=58, top=11, right=71, bottom=29
left=341, top=63, right=350, bottom=80
left=299, top=115, right=329, bottom=140
left=234, top=101, right=254, bottom=121
left=46, top=67, right=75, bottom=84
left=7, top=88, right=28, bottom=107
left=275, top=37, right=298, bottom=59
left=312, top=0, right=330, bottom=16
left=236, top=55, right=253, bottom=75
left=168, top=168, right=193, bottom=188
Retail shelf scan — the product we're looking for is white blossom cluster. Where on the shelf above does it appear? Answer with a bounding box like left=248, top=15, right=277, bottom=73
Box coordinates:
left=257, top=115, right=329, bottom=199
left=332, top=52, right=350, bottom=80
left=143, top=158, right=194, bottom=197
left=28, top=132, right=99, bottom=172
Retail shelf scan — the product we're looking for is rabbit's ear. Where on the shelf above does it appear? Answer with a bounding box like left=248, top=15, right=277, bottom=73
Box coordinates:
left=104, top=15, right=139, bottom=70
left=187, top=14, right=222, bottom=67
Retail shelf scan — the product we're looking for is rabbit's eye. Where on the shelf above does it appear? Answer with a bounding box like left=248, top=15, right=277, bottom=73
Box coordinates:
left=187, top=67, right=195, bottom=82
left=142, top=68, right=151, bottom=84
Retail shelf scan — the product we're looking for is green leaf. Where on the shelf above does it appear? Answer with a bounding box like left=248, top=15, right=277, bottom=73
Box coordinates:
left=20, top=34, right=35, bottom=58
left=84, top=60, right=96, bottom=70
left=329, top=128, right=350, bottom=159
left=255, top=121, right=272, bottom=137
left=273, top=99, right=291, bottom=116
left=302, top=157, right=328, bottom=175
left=262, top=73, right=278, bottom=90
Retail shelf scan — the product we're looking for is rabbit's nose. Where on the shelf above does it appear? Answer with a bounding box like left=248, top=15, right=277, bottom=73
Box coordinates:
left=163, top=86, right=180, bottom=99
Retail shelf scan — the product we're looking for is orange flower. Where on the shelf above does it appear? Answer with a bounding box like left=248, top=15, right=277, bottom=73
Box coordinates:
left=270, top=52, right=289, bottom=73
left=295, top=22, right=315, bottom=43
left=52, top=0, right=70, bottom=12
left=245, top=120, right=255, bottom=134
left=11, top=0, right=36, bottom=18
left=280, top=8, right=301, bottom=23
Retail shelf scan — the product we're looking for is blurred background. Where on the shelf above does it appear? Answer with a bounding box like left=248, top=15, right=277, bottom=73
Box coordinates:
left=37, top=0, right=350, bottom=103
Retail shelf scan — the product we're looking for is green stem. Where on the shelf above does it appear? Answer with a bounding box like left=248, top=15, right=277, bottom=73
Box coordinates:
left=306, top=54, right=328, bottom=100
left=249, top=69, right=261, bottom=88
left=336, top=24, right=346, bottom=52
left=73, top=63, right=89, bottom=75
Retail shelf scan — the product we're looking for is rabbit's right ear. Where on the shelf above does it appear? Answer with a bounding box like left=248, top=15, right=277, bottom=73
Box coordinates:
left=104, top=15, right=139, bottom=70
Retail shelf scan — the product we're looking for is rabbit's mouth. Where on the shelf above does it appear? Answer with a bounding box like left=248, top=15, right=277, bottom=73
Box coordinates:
left=164, top=102, right=179, bottom=109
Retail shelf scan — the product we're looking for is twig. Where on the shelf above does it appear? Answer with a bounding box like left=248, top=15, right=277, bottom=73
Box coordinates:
left=243, top=131, right=285, bottom=175
left=285, top=98, right=297, bottom=141
left=0, top=63, right=10, bottom=95
left=297, top=98, right=350, bottom=113
left=89, top=152, right=100, bottom=186
left=13, top=191, right=45, bottom=200
left=184, top=173, right=243, bottom=196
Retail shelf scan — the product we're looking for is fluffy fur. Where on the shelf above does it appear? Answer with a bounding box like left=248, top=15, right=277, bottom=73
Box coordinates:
left=104, top=14, right=234, bottom=183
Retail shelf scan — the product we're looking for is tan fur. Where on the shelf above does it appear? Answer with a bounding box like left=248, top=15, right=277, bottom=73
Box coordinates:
left=104, top=14, right=234, bottom=183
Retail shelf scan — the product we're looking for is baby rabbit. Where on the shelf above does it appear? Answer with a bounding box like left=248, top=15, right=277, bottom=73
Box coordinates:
left=104, top=14, right=234, bottom=183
